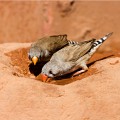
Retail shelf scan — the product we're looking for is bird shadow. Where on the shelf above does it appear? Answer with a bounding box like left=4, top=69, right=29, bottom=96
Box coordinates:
left=29, top=61, right=47, bottom=77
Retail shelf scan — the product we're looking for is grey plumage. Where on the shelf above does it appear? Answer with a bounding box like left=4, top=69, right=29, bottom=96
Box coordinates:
left=28, top=34, right=75, bottom=65
left=41, top=32, right=113, bottom=78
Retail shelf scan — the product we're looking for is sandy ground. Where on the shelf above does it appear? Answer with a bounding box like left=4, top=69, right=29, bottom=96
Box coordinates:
left=0, top=43, right=120, bottom=120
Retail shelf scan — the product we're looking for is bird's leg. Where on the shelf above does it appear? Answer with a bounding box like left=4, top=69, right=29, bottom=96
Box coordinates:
left=72, top=63, right=88, bottom=77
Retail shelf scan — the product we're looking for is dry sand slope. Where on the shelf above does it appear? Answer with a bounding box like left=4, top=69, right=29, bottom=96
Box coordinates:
left=0, top=43, right=120, bottom=120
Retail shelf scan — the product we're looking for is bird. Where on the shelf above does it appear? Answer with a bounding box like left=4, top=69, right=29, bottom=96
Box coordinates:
left=28, top=34, right=80, bottom=76
left=28, top=34, right=76, bottom=66
left=41, top=32, right=113, bottom=82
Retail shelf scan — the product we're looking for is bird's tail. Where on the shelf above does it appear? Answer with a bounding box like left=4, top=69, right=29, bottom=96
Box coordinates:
left=89, top=32, right=113, bottom=55
left=68, top=40, right=79, bottom=45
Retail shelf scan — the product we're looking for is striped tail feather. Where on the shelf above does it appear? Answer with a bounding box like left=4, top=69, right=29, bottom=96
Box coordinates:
left=68, top=40, right=79, bottom=45
left=89, top=32, right=113, bottom=55
left=93, top=32, right=113, bottom=47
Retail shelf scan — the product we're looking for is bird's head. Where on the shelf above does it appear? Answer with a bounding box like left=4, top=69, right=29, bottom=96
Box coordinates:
left=28, top=46, right=44, bottom=65
left=41, top=61, right=62, bottom=82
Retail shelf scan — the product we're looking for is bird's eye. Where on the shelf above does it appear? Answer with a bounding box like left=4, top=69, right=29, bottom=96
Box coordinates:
left=49, top=70, right=56, bottom=77
left=38, top=56, right=41, bottom=60
left=28, top=55, right=31, bottom=60
left=40, top=51, right=43, bottom=57
left=49, top=70, right=53, bottom=74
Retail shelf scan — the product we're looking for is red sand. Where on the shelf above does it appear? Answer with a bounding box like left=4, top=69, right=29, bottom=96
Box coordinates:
left=0, top=43, right=120, bottom=120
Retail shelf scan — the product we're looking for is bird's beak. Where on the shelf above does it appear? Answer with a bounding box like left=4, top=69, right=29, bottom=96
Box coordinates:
left=32, top=56, right=38, bottom=65
left=41, top=74, right=48, bottom=82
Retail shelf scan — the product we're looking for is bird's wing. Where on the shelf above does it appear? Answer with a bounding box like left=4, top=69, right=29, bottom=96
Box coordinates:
left=52, top=38, right=96, bottom=62
left=76, top=38, right=96, bottom=57
left=34, top=34, right=68, bottom=53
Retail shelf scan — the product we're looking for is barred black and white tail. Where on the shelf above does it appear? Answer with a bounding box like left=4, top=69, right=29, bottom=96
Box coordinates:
left=93, top=32, right=113, bottom=47
left=89, top=32, right=113, bottom=55
left=68, top=40, right=79, bottom=45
